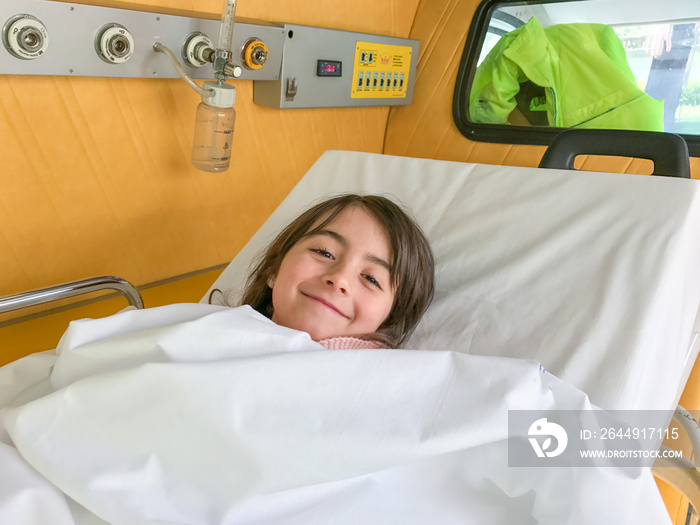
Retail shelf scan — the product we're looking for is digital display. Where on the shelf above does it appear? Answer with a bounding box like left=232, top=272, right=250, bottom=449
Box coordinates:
left=317, top=60, right=342, bottom=77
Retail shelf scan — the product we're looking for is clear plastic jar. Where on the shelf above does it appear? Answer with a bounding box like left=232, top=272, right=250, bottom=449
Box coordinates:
left=191, top=81, right=236, bottom=173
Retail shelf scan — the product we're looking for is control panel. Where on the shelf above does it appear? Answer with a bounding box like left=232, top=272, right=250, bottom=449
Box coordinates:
left=253, top=24, right=419, bottom=109
left=351, top=42, right=412, bottom=100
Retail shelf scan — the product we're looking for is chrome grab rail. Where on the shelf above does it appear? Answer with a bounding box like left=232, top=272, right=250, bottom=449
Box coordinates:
left=0, top=276, right=144, bottom=314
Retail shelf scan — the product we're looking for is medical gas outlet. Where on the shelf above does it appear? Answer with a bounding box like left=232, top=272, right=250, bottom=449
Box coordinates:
left=183, top=32, right=215, bottom=68
left=96, top=24, right=134, bottom=64
left=2, top=14, right=48, bottom=60
left=242, top=39, right=268, bottom=69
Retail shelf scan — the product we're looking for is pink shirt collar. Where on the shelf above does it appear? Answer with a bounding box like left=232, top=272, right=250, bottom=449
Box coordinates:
left=317, top=337, right=382, bottom=350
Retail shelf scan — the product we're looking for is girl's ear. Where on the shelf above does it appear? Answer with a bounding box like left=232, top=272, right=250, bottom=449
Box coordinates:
left=267, top=275, right=276, bottom=289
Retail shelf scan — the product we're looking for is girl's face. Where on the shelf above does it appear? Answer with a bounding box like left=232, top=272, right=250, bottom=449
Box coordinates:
left=271, top=206, right=396, bottom=341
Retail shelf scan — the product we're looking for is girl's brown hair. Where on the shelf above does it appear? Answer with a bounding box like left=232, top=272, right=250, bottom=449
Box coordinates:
left=238, top=194, right=435, bottom=348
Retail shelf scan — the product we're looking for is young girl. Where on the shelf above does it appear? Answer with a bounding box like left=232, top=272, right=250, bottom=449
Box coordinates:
left=218, top=194, right=435, bottom=349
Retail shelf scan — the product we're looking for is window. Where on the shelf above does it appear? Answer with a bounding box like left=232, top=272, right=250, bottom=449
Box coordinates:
left=453, top=0, right=700, bottom=155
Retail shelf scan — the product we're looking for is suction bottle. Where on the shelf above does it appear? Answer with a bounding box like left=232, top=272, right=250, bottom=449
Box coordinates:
left=191, top=81, right=236, bottom=173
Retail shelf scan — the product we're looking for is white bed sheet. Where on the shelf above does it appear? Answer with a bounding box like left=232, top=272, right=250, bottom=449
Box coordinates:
left=205, top=150, right=700, bottom=411
left=0, top=304, right=673, bottom=525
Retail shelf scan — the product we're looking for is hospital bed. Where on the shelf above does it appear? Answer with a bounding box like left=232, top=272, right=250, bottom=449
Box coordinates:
left=1, top=145, right=700, bottom=524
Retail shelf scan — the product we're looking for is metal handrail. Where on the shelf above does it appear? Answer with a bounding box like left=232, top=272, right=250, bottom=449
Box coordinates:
left=0, top=276, right=144, bottom=314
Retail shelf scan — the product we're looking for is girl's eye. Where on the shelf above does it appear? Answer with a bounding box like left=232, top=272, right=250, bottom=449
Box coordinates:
left=363, top=274, right=382, bottom=289
left=312, top=248, right=334, bottom=259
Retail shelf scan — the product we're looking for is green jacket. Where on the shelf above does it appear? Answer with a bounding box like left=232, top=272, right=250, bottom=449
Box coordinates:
left=469, top=18, right=664, bottom=131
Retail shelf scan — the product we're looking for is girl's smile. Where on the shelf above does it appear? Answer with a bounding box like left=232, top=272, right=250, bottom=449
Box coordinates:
left=300, top=291, right=350, bottom=318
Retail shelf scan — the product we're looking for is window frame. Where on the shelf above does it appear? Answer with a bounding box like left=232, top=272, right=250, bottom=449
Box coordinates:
left=452, top=0, right=700, bottom=157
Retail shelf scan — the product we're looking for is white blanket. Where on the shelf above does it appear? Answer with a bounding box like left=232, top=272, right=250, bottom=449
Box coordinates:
left=0, top=304, right=670, bottom=524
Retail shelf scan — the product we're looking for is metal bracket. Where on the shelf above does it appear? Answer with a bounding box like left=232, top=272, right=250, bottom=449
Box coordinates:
left=285, top=77, right=297, bottom=101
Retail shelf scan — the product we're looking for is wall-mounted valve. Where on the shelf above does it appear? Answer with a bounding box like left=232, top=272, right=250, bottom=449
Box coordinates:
left=2, top=14, right=49, bottom=60
left=96, top=24, right=134, bottom=64
left=180, top=31, right=243, bottom=78
left=182, top=32, right=214, bottom=68
left=242, top=38, right=267, bottom=69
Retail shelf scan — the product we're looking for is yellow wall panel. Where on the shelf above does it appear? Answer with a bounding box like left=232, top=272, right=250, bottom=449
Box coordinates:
left=383, top=0, right=479, bottom=161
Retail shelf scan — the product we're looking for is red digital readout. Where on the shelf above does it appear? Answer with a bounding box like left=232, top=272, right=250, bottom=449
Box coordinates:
left=317, top=60, right=342, bottom=77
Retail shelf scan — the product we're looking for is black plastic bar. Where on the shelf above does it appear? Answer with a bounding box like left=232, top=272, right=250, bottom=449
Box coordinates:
left=538, top=129, right=691, bottom=178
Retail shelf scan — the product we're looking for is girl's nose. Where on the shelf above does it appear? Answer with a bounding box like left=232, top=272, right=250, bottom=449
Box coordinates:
left=325, top=277, right=346, bottom=294
left=324, top=265, right=350, bottom=294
